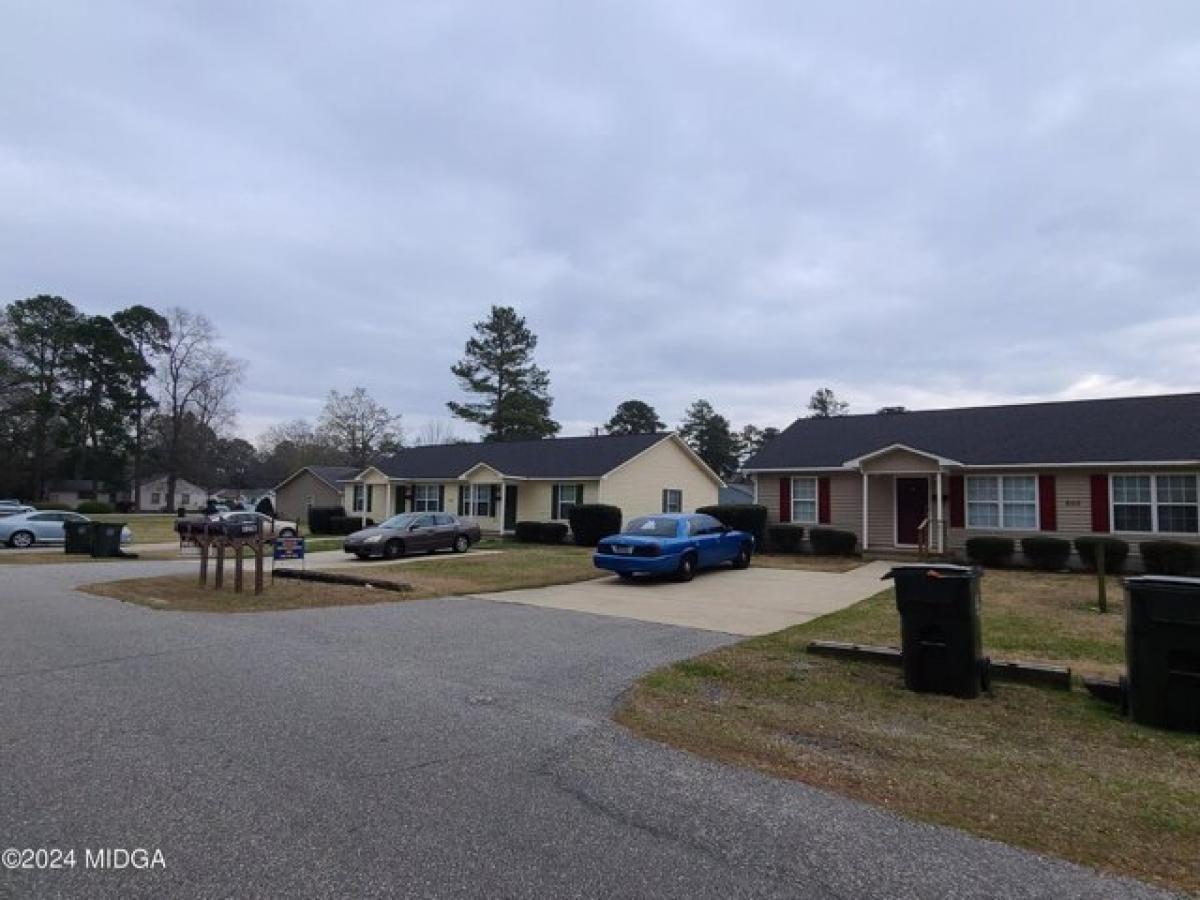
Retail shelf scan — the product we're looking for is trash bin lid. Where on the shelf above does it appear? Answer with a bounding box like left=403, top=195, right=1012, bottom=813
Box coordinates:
left=1124, top=575, right=1200, bottom=588
left=882, top=563, right=979, bottom=580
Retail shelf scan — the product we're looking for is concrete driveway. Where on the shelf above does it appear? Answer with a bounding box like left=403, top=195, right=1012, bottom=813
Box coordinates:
left=481, top=561, right=894, bottom=636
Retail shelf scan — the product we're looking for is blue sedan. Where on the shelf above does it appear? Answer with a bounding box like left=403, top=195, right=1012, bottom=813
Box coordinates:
left=593, top=513, right=754, bottom=582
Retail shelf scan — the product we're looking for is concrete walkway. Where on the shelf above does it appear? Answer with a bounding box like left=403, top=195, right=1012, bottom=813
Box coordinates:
left=481, top=560, right=894, bottom=636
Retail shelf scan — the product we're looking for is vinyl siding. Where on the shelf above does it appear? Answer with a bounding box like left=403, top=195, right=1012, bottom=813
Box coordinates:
left=276, top=473, right=342, bottom=522
left=858, top=448, right=940, bottom=474
left=867, top=475, right=896, bottom=549
left=598, top=437, right=719, bottom=519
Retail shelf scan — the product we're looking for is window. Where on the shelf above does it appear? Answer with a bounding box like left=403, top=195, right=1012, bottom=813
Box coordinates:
left=434, top=513, right=455, bottom=526
left=1113, top=474, right=1198, bottom=534
left=662, top=489, right=683, bottom=514
left=463, top=484, right=493, bottom=518
left=555, top=484, right=582, bottom=520
left=352, top=484, right=365, bottom=512
left=791, top=477, right=818, bottom=524
left=413, top=484, right=441, bottom=512
left=687, top=514, right=725, bottom=536
left=151, top=492, right=161, bottom=506
left=181, top=493, right=191, bottom=506
left=966, top=476, right=1037, bottom=529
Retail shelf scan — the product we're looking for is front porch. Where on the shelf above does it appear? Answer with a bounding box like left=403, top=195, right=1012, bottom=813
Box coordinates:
left=849, top=444, right=961, bottom=554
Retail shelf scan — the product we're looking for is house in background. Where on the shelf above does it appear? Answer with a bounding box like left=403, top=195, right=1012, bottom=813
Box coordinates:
left=44, top=480, right=124, bottom=508
left=719, top=482, right=755, bottom=506
left=136, top=474, right=209, bottom=512
left=274, top=466, right=358, bottom=522
left=211, top=487, right=277, bottom=511
left=744, top=393, right=1200, bottom=560
left=340, top=432, right=722, bottom=533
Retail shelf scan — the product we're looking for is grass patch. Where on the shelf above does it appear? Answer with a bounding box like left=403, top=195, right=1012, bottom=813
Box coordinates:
left=617, top=568, right=1200, bottom=893
left=92, top=514, right=180, bottom=544
left=304, top=537, right=344, bottom=553
left=82, top=545, right=599, bottom=613
left=752, top=554, right=862, bottom=573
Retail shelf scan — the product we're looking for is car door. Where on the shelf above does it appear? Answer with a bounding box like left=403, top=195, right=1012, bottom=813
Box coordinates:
left=407, top=515, right=438, bottom=551
left=432, top=513, right=457, bottom=550
left=687, top=516, right=721, bottom=568
left=30, top=512, right=66, bottom=542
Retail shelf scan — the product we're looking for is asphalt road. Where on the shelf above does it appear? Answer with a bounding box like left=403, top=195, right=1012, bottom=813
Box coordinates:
left=0, top=561, right=1175, bottom=899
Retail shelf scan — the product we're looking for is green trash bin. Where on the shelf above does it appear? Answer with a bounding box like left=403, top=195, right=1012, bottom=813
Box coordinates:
left=883, top=563, right=989, bottom=698
left=1124, top=576, right=1200, bottom=732
left=64, top=521, right=95, bottom=554
left=90, top=522, right=126, bottom=558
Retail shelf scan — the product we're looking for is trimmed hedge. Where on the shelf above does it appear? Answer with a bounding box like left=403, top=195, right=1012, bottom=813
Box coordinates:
left=1074, top=536, right=1130, bottom=574
left=767, top=524, right=805, bottom=553
left=696, top=504, right=768, bottom=550
left=1021, top=536, right=1072, bottom=571
left=568, top=504, right=622, bottom=547
left=965, top=536, right=1015, bottom=567
left=1140, top=540, right=1200, bottom=576
left=76, top=500, right=114, bottom=514
left=515, top=521, right=569, bottom=544
left=328, top=515, right=375, bottom=535
left=809, top=527, right=858, bottom=556
left=308, top=505, right=346, bottom=535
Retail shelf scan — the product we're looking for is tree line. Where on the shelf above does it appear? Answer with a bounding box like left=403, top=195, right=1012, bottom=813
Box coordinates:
left=1, top=295, right=856, bottom=506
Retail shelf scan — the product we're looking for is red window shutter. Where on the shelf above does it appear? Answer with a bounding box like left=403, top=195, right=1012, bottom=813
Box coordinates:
left=1038, top=475, right=1057, bottom=531
left=1090, top=474, right=1110, bottom=533
left=949, top=475, right=965, bottom=528
left=818, top=477, right=831, bottom=524
left=779, top=477, right=791, bottom=523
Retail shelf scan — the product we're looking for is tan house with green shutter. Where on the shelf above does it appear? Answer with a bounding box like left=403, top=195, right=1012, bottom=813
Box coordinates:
left=339, top=432, right=722, bottom=534
left=743, top=393, right=1200, bottom=561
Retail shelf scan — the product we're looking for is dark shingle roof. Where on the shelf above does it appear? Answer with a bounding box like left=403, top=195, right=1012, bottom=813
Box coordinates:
left=308, top=466, right=359, bottom=488
left=368, top=432, right=672, bottom=480
left=744, top=393, right=1200, bottom=469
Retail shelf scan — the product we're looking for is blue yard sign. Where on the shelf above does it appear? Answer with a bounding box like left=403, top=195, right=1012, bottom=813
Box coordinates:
left=273, top=536, right=306, bottom=561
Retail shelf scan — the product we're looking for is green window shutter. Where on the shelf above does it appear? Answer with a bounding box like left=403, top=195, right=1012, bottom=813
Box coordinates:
left=366, top=486, right=374, bottom=512
left=395, top=486, right=404, bottom=513
left=437, top=485, right=445, bottom=512
left=661, top=489, right=668, bottom=513
left=551, top=484, right=560, bottom=519
left=458, top=485, right=466, bottom=515
left=491, top=485, right=501, bottom=516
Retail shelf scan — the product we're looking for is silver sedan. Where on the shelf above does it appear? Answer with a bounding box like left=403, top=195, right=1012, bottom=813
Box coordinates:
left=0, top=511, right=133, bottom=548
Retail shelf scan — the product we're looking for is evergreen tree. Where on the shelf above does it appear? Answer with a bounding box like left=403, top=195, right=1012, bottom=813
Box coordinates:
left=447, top=306, right=559, bottom=441
left=604, top=399, right=665, bottom=435
left=807, top=387, right=849, bottom=418
left=679, top=399, right=741, bottom=479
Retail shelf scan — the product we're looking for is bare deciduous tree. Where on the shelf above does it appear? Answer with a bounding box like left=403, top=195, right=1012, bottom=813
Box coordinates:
left=317, top=387, right=403, bottom=467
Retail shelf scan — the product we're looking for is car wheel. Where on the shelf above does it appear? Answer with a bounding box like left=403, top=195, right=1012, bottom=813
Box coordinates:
left=8, top=530, right=34, bottom=549
left=675, top=553, right=697, bottom=582
left=732, top=543, right=752, bottom=569
left=452, top=534, right=470, bottom=553
left=383, top=539, right=404, bottom=560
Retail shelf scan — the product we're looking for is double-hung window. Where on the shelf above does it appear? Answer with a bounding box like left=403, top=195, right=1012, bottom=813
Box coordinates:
left=555, top=484, right=582, bottom=520
left=790, top=477, right=818, bottom=524
left=413, top=483, right=441, bottom=512
left=352, top=484, right=365, bottom=512
left=966, top=475, right=1037, bottom=529
left=662, top=489, right=683, bottom=514
left=1113, top=474, right=1198, bottom=534
left=463, top=484, right=492, bottom=518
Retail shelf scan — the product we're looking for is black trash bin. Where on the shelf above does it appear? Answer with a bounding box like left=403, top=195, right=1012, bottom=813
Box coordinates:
left=90, top=522, right=126, bottom=558
left=64, top=521, right=95, bottom=554
left=1124, top=576, right=1200, bottom=732
left=883, top=564, right=988, bottom=698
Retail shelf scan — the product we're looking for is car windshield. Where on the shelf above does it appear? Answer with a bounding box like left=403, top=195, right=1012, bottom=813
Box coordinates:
left=380, top=514, right=420, bottom=529
left=622, top=516, right=680, bottom=538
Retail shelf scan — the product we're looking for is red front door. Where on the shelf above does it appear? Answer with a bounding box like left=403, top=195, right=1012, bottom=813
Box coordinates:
left=895, top=478, right=929, bottom=546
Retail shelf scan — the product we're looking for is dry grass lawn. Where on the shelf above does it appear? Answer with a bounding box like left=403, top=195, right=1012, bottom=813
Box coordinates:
left=93, top=513, right=180, bottom=544
left=617, top=568, right=1200, bottom=893
left=82, top=545, right=599, bottom=613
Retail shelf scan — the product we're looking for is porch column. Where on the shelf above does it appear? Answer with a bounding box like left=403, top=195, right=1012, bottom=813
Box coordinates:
left=497, top=482, right=506, bottom=534
left=935, top=471, right=944, bottom=553
left=383, top=482, right=394, bottom=521
left=861, top=471, right=869, bottom=551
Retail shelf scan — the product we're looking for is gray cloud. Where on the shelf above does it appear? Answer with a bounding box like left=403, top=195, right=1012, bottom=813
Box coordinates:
left=2, top=1, right=1199, bottom=440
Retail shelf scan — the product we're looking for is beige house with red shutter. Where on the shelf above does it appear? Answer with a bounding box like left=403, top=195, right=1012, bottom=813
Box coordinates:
left=338, top=432, right=722, bottom=534
left=743, top=393, right=1200, bottom=562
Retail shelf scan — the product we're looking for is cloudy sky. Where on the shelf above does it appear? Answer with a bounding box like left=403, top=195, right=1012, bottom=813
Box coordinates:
left=3, top=2, right=1199, bottom=442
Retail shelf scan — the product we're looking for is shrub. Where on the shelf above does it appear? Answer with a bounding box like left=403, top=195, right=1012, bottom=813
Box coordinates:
left=256, top=496, right=276, bottom=517
left=568, top=504, right=622, bottom=547
left=115, top=500, right=135, bottom=513
left=1139, top=541, right=1200, bottom=576
left=1021, top=536, right=1072, bottom=571
left=1074, top=536, right=1130, bottom=574
left=696, top=504, right=768, bottom=550
left=767, top=524, right=805, bottom=553
left=965, top=536, right=1016, bottom=567
left=76, top=500, right=114, bottom=515
left=809, top=527, right=858, bottom=556
left=308, top=506, right=346, bottom=534
left=515, top=521, right=567, bottom=544
left=328, top=515, right=374, bottom=535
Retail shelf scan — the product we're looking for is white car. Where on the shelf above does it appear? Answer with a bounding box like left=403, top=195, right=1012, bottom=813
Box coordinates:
left=210, top=511, right=299, bottom=539
left=0, top=511, right=133, bottom=549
